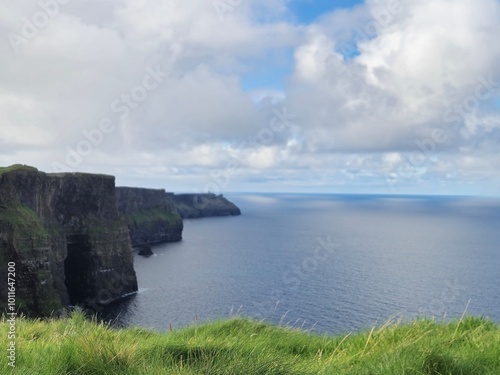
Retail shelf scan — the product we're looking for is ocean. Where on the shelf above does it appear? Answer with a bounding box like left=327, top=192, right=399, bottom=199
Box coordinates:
left=102, top=194, right=500, bottom=335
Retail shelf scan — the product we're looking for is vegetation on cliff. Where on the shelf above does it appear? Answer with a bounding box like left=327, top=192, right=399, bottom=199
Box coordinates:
left=0, top=202, right=48, bottom=238
left=1, top=312, right=499, bottom=374
left=173, top=193, right=241, bottom=218
left=0, top=165, right=242, bottom=317
left=0, top=165, right=138, bottom=316
left=0, top=164, right=38, bottom=175
left=125, top=208, right=181, bottom=227
left=115, top=187, right=183, bottom=246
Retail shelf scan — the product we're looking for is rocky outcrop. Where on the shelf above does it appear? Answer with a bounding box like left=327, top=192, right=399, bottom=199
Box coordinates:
left=116, top=187, right=183, bottom=246
left=138, top=244, right=153, bottom=257
left=0, top=165, right=137, bottom=316
left=173, top=193, right=241, bottom=218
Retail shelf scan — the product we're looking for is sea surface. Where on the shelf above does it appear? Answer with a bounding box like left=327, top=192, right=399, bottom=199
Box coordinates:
left=102, top=194, right=500, bottom=335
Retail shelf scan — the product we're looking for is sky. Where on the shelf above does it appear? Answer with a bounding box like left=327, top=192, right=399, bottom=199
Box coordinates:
left=1, top=0, right=500, bottom=196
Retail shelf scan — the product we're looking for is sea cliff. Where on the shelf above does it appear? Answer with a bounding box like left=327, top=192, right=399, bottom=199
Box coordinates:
left=173, top=193, right=241, bottom=218
left=0, top=165, right=137, bottom=316
left=115, top=187, right=183, bottom=246
left=0, top=165, right=241, bottom=317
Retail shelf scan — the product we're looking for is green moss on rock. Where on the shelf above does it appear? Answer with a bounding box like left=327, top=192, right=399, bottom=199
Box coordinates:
left=0, top=164, right=38, bottom=175
left=116, top=187, right=183, bottom=246
left=0, top=202, right=48, bottom=238
left=0, top=165, right=138, bottom=317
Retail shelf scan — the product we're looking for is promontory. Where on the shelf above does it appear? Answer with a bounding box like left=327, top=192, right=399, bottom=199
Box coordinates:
left=0, top=164, right=241, bottom=316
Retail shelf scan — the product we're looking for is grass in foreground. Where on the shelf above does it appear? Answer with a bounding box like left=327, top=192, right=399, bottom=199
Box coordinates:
left=1, top=312, right=499, bottom=374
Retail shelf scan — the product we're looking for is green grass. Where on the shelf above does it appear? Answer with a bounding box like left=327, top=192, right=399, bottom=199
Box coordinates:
left=1, top=312, right=499, bottom=374
left=126, top=208, right=181, bottom=226
left=173, top=201, right=196, bottom=213
left=0, top=202, right=48, bottom=238
left=0, top=164, right=38, bottom=176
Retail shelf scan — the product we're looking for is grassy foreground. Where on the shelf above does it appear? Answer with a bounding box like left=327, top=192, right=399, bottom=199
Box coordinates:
left=1, top=312, right=499, bottom=374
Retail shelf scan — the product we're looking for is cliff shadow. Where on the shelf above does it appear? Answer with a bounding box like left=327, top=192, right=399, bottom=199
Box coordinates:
left=64, top=234, right=93, bottom=305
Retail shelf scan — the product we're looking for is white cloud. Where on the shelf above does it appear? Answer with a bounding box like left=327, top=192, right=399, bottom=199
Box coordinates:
left=0, top=0, right=499, bottom=194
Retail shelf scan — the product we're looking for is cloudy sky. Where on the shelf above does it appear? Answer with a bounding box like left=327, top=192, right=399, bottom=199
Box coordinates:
left=1, top=0, right=499, bottom=195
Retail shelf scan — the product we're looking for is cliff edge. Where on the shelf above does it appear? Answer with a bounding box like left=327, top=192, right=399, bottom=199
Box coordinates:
left=116, top=187, right=183, bottom=246
left=173, top=193, right=241, bottom=218
left=0, top=165, right=137, bottom=316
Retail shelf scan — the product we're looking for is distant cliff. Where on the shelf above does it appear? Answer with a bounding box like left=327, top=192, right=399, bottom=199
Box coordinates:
left=116, top=187, right=183, bottom=246
left=0, top=165, right=137, bottom=316
left=173, top=193, right=241, bottom=218
left=0, top=165, right=240, bottom=317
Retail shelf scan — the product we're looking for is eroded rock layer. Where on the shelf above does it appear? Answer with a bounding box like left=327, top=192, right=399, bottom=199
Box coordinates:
left=115, top=187, right=183, bottom=246
left=0, top=165, right=137, bottom=316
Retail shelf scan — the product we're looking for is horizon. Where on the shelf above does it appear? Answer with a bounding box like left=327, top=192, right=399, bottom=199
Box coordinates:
left=2, top=162, right=500, bottom=198
left=1, top=0, right=499, bottom=196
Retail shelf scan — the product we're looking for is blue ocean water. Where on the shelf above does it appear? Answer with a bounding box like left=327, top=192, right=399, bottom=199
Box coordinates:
left=102, top=194, right=500, bottom=335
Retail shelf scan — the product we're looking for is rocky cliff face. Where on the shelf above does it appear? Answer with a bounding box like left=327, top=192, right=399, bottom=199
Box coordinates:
left=173, top=193, right=241, bottom=218
left=0, top=165, right=137, bottom=316
left=116, top=187, right=183, bottom=246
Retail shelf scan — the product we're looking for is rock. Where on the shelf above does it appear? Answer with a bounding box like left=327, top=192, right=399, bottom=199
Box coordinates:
left=116, top=187, right=183, bottom=246
left=0, top=165, right=241, bottom=317
left=138, top=244, right=154, bottom=257
left=0, top=165, right=138, bottom=316
left=172, top=193, right=241, bottom=218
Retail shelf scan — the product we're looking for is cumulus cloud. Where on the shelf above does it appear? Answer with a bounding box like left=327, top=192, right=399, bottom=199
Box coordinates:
left=285, top=0, right=500, bottom=193
left=0, top=0, right=499, bottom=194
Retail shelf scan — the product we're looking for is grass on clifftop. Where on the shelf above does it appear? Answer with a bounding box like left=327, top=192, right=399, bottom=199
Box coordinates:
left=126, top=208, right=181, bottom=226
left=1, top=312, right=499, bottom=374
left=0, top=164, right=38, bottom=175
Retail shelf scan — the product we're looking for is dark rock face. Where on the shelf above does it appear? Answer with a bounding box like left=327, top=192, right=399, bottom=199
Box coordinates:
left=138, top=244, right=153, bottom=257
left=173, top=193, right=241, bottom=219
left=0, top=165, right=138, bottom=316
left=116, top=187, right=183, bottom=246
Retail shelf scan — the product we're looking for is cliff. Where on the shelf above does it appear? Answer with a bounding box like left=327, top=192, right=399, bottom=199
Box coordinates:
left=0, top=165, right=137, bottom=316
left=173, top=193, right=241, bottom=218
left=115, top=187, right=183, bottom=246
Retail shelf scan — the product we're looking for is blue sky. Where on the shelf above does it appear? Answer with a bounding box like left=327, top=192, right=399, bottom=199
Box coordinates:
left=242, top=1, right=365, bottom=92
left=240, top=48, right=295, bottom=92
left=289, top=0, right=364, bottom=23
left=1, top=0, right=500, bottom=196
